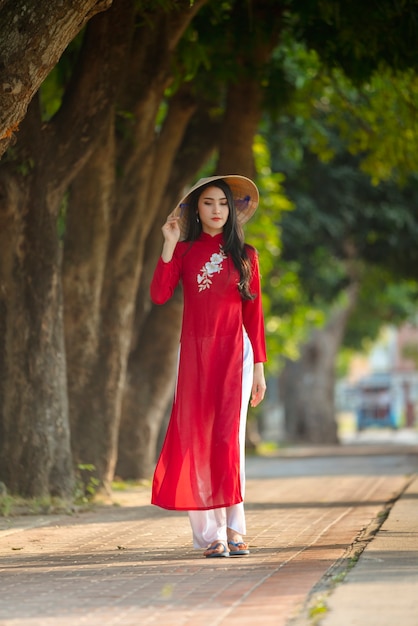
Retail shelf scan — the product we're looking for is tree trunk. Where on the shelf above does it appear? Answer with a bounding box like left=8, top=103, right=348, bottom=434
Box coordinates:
left=0, top=165, right=73, bottom=498
left=216, top=0, right=281, bottom=174
left=280, top=283, right=359, bottom=444
left=62, top=116, right=115, bottom=475
left=0, top=0, right=112, bottom=157
left=217, top=77, right=263, bottom=176
left=116, top=290, right=183, bottom=479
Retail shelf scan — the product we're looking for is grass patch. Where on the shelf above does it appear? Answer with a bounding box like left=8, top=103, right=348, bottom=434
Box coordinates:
left=309, top=598, right=329, bottom=622
left=0, top=494, right=75, bottom=517
left=0, top=473, right=153, bottom=518
left=111, top=478, right=151, bottom=491
left=254, top=441, right=281, bottom=456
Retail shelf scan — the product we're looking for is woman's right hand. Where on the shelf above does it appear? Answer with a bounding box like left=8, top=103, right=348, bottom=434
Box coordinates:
left=161, top=214, right=181, bottom=262
left=162, top=214, right=181, bottom=245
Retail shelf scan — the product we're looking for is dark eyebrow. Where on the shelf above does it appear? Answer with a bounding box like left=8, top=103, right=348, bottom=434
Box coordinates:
left=202, top=194, right=227, bottom=200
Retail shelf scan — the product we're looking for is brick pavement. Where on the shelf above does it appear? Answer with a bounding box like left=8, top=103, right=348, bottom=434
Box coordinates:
left=0, top=448, right=417, bottom=626
left=318, top=473, right=418, bottom=626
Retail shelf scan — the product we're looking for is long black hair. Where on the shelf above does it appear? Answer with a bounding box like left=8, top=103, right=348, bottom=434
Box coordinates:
left=184, top=179, right=255, bottom=300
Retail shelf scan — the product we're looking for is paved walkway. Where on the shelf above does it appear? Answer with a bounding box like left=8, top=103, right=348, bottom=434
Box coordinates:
left=0, top=442, right=417, bottom=626
left=320, top=474, right=418, bottom=626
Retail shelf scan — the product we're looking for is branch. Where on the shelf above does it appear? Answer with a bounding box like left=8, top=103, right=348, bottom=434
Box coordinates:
left=118, top=0, right=208, bottom=177
left=0, top=0, right=112, bottom=157
left=146, top=84, right=197, bottom=223
left=44, top=0, right=134, bottom=192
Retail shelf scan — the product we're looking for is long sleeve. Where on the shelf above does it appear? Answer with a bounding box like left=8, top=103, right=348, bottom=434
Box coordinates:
left=150, top=250, right=182, bottom=305
left=242, top=248, right=267, bottom=363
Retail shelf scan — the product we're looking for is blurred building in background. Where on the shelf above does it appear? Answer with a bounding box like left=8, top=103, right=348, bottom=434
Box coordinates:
left=337, top=323, right=418, bottom=431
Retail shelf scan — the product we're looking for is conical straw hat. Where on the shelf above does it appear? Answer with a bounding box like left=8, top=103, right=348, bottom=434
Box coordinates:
left=170, top=175, right=259, bottom=240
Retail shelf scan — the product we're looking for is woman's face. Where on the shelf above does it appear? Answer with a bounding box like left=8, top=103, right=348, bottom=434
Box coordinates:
left=197, top=186, right=229, bottom=236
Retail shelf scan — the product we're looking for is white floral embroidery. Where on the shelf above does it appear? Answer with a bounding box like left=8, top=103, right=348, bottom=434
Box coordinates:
left=197, top=246, right=227, bottom=291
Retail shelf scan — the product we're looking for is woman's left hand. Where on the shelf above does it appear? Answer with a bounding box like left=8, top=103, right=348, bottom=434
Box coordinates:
left=250, top=362, right=267, bottom=408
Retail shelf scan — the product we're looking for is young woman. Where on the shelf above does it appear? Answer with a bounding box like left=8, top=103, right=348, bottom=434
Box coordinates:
left=150, top=175, right=267, bottom=558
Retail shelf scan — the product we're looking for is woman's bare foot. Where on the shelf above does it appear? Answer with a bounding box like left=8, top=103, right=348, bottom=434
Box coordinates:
left=203, top=541, right=229, bottom=558
left=227, top=529, right=250, bottom=555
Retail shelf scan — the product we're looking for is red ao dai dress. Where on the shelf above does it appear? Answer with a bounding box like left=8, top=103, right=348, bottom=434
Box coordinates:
left=150, top=232, right=266, bottom=546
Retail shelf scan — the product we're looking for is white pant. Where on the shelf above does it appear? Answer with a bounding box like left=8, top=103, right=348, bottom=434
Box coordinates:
left=188, top=330, right=254, bottom=548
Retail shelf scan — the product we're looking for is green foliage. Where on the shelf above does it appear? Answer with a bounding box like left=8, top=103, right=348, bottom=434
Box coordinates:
left=265, top=264, right=326, bottom=367
left=261, top=45, right=418, bottom=367
left=0, top=464, right=103, bottom=516
left=0, top=495, right=72, bottom=517
left=39, top=31, right=85, bottom=121
left=309, top=599, right=328, bottom=621
left=307, top=68, right=418, bottom=184
left=57, top=192, right=68, bottom=240
left=272, top=99, right=418, bottom=273
left=345, top=269, right=418, bottom=349
left=172, top=2, right=240, bottom=93
left=336, top=69, right=418, bottom=183
left=245, top=135, right=303, bottom=371
left=16, top=158, right=35, bottom=176
left=275, top=37, right=418, bottom=184
left=293, top=0, right=418, bottom=82
left=402, top=343, right=418, bottom=368
left=246, top=135, right=291, bottom=271
left=74, top=464, right=100, bottom=504
left=173, top=0, right=284, bottom=98
left=39, top=65, right=65, bottom=121
left=0, top=493, right=12, bottom=516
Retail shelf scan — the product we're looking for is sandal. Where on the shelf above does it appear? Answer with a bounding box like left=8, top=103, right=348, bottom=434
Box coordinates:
left=204, top=542, right=230, bottom=558
left=228, top=540, right=250, bottom=556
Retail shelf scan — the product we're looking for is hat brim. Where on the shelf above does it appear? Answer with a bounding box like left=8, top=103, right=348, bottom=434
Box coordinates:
left=170, top=175, right=259, bottom=241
